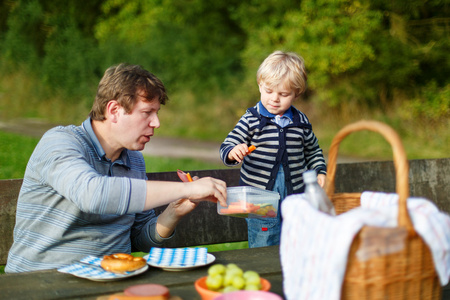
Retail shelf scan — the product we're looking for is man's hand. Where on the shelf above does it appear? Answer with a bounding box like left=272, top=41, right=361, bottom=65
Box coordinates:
left=156, top=198, right=199, bottom=238
left=144, top=176, right=227, bottom=210
left=152, top=175, right=227, bottom=238
left=185, top=177, right=227, bottom=207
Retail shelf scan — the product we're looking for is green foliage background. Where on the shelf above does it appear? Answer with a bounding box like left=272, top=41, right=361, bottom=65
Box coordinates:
left=0, top=0, right=448, bottom=159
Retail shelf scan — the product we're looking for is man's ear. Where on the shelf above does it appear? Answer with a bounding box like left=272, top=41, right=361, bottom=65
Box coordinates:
left=105, top=100, right=120, bottom=123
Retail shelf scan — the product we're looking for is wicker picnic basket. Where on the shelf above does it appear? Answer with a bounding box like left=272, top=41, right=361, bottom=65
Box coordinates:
left=325, top=120, right=441, bottom=300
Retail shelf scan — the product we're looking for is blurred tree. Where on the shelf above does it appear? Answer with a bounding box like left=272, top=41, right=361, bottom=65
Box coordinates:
left=234, top=0, right=382, bottom=106
left=1, top=0, right=44, bottom=68
left=231, top=0, right=449, bottom=121
left=95, top=0, right=246, bottom=96
left=0, top=0, right=448, bottom=124
left=1, top=0, right=103, bottom=101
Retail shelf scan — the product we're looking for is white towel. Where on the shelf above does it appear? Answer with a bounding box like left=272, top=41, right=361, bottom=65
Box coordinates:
left=280, top=192, right=450, bottom=300
left=361, top=192, right=450, bottom=286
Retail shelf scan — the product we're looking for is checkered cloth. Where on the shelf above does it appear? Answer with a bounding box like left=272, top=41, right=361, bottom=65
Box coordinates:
left=147, top=247, right=207, bottom=267
left=57, top=256, right=127, bottom=279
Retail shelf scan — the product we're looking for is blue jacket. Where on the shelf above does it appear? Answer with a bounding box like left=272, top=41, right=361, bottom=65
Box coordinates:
left=220, top=104, right=326, bottom=195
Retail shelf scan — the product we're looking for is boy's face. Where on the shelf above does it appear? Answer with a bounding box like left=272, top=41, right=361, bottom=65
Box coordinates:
left=259, top=82, right=297, bottom=115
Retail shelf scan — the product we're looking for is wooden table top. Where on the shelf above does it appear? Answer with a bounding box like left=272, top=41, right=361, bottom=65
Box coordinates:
left=0, top=246, right=284, bottom=300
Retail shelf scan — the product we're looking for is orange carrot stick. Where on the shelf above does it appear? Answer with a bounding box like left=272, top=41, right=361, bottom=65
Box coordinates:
left=248, top=145, right=256, bottom=153
left=186, top=173, right=193, bottom=182
left=177, top=169, right=193, bottom=182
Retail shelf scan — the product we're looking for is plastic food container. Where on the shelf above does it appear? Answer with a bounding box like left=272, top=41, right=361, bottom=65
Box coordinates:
left=217, top=186, right=280, bottom=219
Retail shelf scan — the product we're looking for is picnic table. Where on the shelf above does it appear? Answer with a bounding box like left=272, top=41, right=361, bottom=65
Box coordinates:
left=1, top=241, right=449, bottom=300
left=0, top=246, right=284, bottom=300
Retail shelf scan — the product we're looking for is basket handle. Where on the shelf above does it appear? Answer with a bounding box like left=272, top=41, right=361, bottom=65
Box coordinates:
left=325, top=120, right=414, bottom=233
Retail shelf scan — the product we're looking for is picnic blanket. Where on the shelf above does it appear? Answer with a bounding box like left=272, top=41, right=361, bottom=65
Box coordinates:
left=280, top=192, right=450, bottom=300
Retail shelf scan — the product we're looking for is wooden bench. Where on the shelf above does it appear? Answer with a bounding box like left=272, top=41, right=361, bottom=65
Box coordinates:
left=1, top=158, right=449, bottom=266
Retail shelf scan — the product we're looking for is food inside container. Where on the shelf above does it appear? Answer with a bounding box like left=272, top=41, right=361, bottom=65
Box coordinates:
left=217, top=186, right=280, bottom=219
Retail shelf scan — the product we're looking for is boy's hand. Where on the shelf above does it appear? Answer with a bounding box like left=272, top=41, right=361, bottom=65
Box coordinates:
left=228, top=143, right=252, bottom=163
left=317, top=174, right=326, bottom=188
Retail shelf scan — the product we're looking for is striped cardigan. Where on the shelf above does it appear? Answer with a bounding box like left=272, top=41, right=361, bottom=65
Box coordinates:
left=220, top=105, right=326, bottom=195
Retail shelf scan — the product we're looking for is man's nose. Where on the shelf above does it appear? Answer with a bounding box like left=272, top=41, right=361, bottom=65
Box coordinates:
left=149, top=115, right=160, bottom=128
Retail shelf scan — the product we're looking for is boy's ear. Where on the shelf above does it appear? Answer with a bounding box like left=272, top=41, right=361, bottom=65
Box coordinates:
left=258, top=83, right=264, bottom=94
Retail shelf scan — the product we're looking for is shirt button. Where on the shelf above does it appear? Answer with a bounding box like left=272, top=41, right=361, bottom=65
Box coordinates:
left=280, top=129, right=284, bottom=132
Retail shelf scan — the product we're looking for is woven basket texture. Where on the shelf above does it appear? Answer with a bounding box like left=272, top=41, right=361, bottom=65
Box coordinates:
left=325, top=120, right=441, bottom=300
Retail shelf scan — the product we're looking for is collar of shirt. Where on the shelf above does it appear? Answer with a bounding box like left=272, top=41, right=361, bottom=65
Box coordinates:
left=257, top=101, right=293, bottom=127
left=82, top=117, right=131, bottom=167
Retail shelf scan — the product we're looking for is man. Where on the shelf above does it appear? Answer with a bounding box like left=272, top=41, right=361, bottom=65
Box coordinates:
left=6, top=64, right=227, bottom=273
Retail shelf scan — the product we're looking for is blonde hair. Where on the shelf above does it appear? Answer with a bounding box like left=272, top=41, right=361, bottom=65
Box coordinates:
left=256, top=51, right=307, bottom=95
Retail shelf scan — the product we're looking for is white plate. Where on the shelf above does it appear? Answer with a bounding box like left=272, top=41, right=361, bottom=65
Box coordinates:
left=71, top=264, right=149, bottom=282
left=58, top=260, right=149, bottom=282
left=144, top=253, right=216, bottom=272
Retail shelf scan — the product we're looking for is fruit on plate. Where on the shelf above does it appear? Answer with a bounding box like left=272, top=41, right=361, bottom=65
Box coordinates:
left=205, top=263, right=262, bottom=293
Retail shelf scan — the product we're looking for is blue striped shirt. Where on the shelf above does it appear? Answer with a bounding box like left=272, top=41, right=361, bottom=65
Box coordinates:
left=220, top=103, right=326, bottom=195
left=6, top=118, right=168, bottom=273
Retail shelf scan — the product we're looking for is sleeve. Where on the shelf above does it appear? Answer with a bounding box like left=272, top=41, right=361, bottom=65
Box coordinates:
left=219, top=113, right=252, bottom=166
left=31, top=129, right=147, bottom=215
left=130, top=211, right=174, bottom=252
left=303, top=128, right=327, bottom=175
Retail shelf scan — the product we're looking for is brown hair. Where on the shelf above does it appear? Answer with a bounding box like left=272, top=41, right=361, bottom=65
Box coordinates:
left=89, top=64, right=168, bottom=121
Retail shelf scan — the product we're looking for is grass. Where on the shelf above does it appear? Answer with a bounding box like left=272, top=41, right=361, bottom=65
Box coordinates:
left=0, top=131, right=40, bottom=179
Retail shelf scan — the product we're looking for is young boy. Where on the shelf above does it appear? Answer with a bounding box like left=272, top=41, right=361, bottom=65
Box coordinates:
left=219, top=50, right=327, bottom=248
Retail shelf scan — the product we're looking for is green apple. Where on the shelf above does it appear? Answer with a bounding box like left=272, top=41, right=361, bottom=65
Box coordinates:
left=208, top=264, right=226, bottom=276
left=243, top=270, right=260, bottom=286
left=245, top=284, right=260, bottom=291
left=223, top=286, right=240, bottom=293
left=226, top=263, right=239, bottom=270
left=226, top=265, right=243, bottom=277
left=206, top=274, right=223, bottom=291
left=223, top=273, right=235, bottom=286
left=232, top=276, right=246, bottom=290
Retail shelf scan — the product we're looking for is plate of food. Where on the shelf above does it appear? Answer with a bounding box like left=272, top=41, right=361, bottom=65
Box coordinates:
left=57, top=253, right=149, bottom=282
left=144, top=247, right=215, bottom=272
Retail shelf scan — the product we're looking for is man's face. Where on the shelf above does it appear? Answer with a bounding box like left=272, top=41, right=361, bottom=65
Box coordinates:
left=115, top=95, right=161, bottom=151
left=259, top=82, right=296, bottom=115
